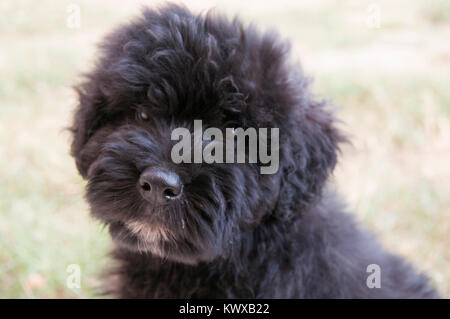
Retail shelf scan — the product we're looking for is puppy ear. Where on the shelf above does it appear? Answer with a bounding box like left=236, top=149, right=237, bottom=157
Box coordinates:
left=299, top=100, right=344, bottom=189
left=70, top=80, right=106, bottom=178
left=277, top=99, right=346, bottom=217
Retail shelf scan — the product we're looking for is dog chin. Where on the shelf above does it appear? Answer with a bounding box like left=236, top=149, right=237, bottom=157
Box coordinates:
left=108, top=220, right=167, bottom=255
left=108, top=220, right=210, bottom=264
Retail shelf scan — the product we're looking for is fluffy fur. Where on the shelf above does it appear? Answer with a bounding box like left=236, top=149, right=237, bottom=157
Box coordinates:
left=70, top=4, right=438, bottom=298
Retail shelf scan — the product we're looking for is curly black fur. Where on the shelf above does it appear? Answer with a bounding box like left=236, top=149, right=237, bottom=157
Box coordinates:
left=70, top=4, right=439, bottom=298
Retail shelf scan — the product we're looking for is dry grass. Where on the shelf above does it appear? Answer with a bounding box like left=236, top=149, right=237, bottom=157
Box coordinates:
left=0, top=0, right=448, bottom=298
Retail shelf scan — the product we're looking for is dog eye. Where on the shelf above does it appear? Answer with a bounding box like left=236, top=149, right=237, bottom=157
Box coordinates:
left=138, top=111, right=149, bottom=121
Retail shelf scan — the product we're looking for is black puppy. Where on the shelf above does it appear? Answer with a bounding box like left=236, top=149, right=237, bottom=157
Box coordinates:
left=70, top=4, right=438, bottom=298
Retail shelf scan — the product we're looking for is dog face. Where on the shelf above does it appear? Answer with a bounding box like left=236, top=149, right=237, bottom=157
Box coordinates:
left=70, top=5, right=342, bottom=264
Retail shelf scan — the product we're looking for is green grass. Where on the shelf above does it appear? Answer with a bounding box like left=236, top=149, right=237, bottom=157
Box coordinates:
left=0, top=0, right=449, bottom=298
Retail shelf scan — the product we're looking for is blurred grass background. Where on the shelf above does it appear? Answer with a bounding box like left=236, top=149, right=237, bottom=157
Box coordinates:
left=0, top=0, right=449, bottom=298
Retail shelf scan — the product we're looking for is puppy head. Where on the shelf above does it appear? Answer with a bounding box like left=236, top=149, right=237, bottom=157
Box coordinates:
left=70, top=4, right=343, bottom=264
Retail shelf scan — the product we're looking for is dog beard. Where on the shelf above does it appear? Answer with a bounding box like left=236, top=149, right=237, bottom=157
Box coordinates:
left=102, top=188, right=230, bottom=264
left=109, top=219, right=174, bottom=257
left=104, top=196, right=228, bottom=264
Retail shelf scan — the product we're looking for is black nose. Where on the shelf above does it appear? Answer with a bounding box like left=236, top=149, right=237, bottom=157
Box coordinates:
left=138, top=167, right=183, bottom=203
